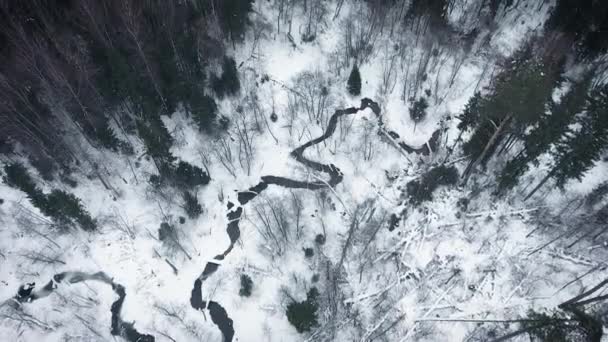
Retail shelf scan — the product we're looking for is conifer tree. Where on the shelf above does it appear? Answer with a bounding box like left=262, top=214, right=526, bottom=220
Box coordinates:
left=456, top=92, right=483, bottom=137
left=407, top=165, right=458, bottom=205
left=4, top=163, right=38, bottom=195
left=526, top=83, right=608, bottom=200
left=212, top=57, right=241, bottom=98
left=497, top=74, right=592, bottom=194
left=462, top=46, right=563, bottom=180
left=182, top=191, right=203, bottom=219
left=286, top=288, right=319, bottom=333
left=216, top=0, right=254, bottom=42
left=192, top=94, right=218, bottom=131
left=136, top=117, right=175, bottom=175
left=239, top=274, right=253, bottom=297
left=174, top=161, right=210, bottom=188
left=553, top=84, right=608, bottom=187
left=347, top=64, right=361, bottom=96
left=222, top=57, right=241, bottom=96
left=546, top=0, right=608, bottom=56
left=409, top=97, right=429, bottom=123
left=586, top=181, right=608, bottom=207
left=3, top=163, right=96, bottom=230
left=44, top=190, right=97, bottom=231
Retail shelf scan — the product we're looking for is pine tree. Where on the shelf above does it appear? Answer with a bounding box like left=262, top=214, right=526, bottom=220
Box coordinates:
left=497, top=74, right=592, bottom=194
left=347, top=64, right=361, bottom=96
left=44, top=190, right=97, bottom=231
left=409, top=97, right=429, bottom=123
left=462, top=47, right=563, bottom=180
left=216, top=0, right=254, bottom=42
left=158, top=222, right=176, bottom=242
left=174, top=161, right=210, bottom=188
left=91, top=119, right=123, bottom=152
left=192, top=94, right=218, bottom=131
left=457, top=92, right=483, bottom=135
left=286, top=288, right=319, bottom=333
left=136, top=116, right=175, bottom=175
left=407, top=165, right=458, bottom=205
left=222, top=57, right=241, bottom=96
left=526, top=84, right=608, bottom=200
left=546, top=0, right=608, bottom=56
left=4, top=163, right=38, bottom=195
left=212, top=57, right=241, bottom=98
left=406, top=0, right=449, bottom=32
left=182, top=191, right=203, bottom=219
left=3, top=163, right=96, bottom=230
left=239, top=274, right=253, bottom=297
left=553, top=84, right=608, bottom=187
left=586, top=181, right=608, bottom=207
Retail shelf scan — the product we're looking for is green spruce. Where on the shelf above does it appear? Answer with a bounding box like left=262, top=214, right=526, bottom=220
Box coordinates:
left=347, top=64, right=361, bottom=96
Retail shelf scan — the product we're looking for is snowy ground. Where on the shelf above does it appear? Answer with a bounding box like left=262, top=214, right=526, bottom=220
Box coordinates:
left=1, top=1, right=607, bottom=341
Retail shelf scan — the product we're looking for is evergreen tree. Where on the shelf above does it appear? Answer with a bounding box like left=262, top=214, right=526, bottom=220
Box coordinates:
left=406, top=0, right=449, bottom=32
left=462, top=47, right=563, bottom=180
left=407, top=165, right=458, bottom=205
left=4, top=163, right=49, bottom=212
left=586, top=181, right=608, bottom=207
left=136, top=117, right=175, bottom=175
left=212, top=57, right=241, bottom=98
left=239, top=274, right=253, bottom=297
left=286, top=288, right=319, bottom=333
left=90, top=118, right=125, bottom=153
left=216, top=0, right=254, bottom=42
left=546, top=0, right=608, bottom=56
left=182, top=191, right=203, bottom=219
left=347, top=64, right=361, bottom=96
left=222, top=56, right=241, bottom=95
left=158, top=222, right=176, bottom=242
left=174, top=161, right=210, bottom=188
left=0, top=137, right=12, bottom=154
left=3, top=163, right=96, bottom=230
left=553, top=84, right=608, bottom=187
left=192, top=94, right=218, bottom=131
left=497, top=74, right=592, bottom=194
left=4, top=163, right=38, bottom=195
left=44, top=190, right=97, bottom=231
left=457, top=92, right=483, bottom=135
left=526, top=84, right=608, bottom=199
left=409, top=97, right=429, bottom=123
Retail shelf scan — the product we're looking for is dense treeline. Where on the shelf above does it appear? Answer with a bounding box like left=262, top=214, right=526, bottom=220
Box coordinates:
left=0, top=0, right=252, bottom=229
left=451, top=0, right=608, bottom=199
left=0, top=0, right=251, bottom=177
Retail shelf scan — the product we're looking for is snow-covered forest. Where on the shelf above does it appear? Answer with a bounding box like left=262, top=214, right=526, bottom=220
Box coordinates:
left=0, top=0, right=607, bottom=341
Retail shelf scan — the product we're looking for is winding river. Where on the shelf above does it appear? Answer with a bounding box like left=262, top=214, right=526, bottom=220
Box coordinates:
left=189, top=98, right=383, bottom=341
left=6, top=98, right=438, bottom=341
